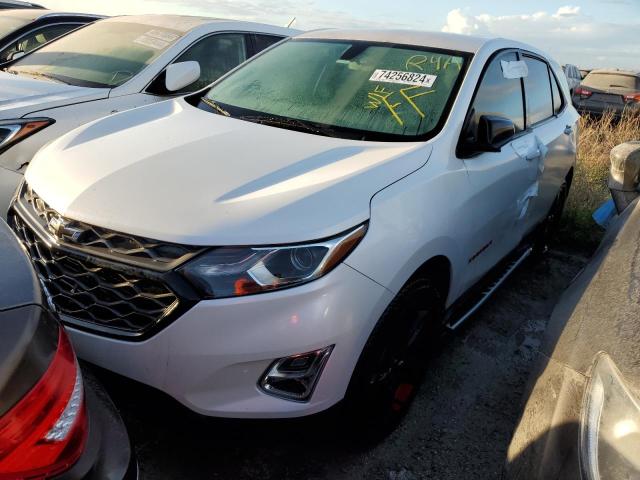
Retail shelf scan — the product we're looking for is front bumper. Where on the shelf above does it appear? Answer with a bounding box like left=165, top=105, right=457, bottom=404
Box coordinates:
left=67, top=263, right=393, bottom=418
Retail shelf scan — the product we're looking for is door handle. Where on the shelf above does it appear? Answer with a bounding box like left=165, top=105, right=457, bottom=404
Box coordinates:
left=564, top=125, right=573, bottom=135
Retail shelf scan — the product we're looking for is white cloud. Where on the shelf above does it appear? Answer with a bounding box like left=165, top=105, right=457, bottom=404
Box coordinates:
left=442, top=8, right=487, bottom=35
left=554, top=5, right=581, bottom=18
left=440, top=6, right=639, bottom=70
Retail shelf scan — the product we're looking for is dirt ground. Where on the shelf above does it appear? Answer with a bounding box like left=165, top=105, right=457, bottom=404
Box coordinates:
left=95, top=249, right=588, bottom=480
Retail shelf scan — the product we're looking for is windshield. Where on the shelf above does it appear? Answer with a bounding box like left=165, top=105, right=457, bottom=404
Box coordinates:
left=0, top=16, right=30, bottom=38
left=202, top=39, right=469, bottom=141
left=7, top=20, right=184, bottom=88
left=583, top=73, right=639, bottom=91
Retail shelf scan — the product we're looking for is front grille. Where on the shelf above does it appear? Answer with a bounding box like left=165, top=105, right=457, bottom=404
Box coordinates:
left=23, top=184, right=202, bottom=268
left=10, top=182, right=203, bottom=338
left=12, top=214, right=181, bottom=336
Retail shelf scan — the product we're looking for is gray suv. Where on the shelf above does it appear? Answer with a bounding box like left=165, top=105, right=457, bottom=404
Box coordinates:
left=573, top=69, right=640, bottom=118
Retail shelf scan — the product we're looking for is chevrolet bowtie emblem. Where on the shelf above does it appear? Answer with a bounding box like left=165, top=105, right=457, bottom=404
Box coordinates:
left=48, top=216, right=85, bottom=243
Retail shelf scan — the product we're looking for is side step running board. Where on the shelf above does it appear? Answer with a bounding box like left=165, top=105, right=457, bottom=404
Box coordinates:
left=446, top=247, right=533, bottom=331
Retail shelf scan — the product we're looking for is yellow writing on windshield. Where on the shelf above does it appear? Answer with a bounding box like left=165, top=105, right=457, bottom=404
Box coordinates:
left=366, top=85, right=435, bottom=126
left=406, top=55, right=462, bottom=72
left=366, top=85, right=404, bottom=126
left=406, top=55, right=428, bottom=71
left=400, top=85, right=435, bottom=119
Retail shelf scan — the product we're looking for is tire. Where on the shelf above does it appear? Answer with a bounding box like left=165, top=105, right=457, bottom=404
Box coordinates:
left=532, top=175, right=571, bottom=254
left=340, top=276, right=444, bottom=441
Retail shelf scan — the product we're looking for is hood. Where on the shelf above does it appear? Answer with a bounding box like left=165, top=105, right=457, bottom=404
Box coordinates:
left=26, top=98, right=431, bottom=246
left=0, top=71, right=108, bottom=118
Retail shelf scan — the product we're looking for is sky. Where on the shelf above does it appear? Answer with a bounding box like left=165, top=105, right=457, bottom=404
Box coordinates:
left=41, top=0, right=640, bottom=70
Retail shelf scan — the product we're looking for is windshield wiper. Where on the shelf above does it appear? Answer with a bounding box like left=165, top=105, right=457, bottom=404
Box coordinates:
left=201, top=97, right=230, bottom=117
left=8, top=69, right=70, bottom=85
left=237, top=115, right=339, bottom=138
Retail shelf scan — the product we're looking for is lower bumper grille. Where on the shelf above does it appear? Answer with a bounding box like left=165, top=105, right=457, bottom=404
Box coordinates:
left=11, top=213, right=182, bottom=337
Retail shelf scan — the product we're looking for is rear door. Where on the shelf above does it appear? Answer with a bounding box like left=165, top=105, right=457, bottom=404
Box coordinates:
left=520, top=54, right=576, bottom=234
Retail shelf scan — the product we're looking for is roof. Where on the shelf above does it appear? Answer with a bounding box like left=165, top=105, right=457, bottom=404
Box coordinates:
left=2, top=9, right=102, bottom=21
left=104, top=14, right=298, bottom=37
left=105, top=14, right=230, bottom=33
left=297, top=29, right=491, bottom=53
left=588, top=68, right=639, bottom=77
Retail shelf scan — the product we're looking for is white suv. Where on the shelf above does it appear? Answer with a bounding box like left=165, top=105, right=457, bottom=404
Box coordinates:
left=12, top=30, right=578, bottom=433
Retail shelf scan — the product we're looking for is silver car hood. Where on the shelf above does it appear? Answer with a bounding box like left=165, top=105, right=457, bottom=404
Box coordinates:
left=0, top=71, right=108, bottom=118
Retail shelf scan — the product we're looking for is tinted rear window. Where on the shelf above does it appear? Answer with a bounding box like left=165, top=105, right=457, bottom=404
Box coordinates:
left=253, top=34, right=282, bottom=53
left=583, top=73, right=639, bottom=90
left=523, top=57, right=553, bottom=125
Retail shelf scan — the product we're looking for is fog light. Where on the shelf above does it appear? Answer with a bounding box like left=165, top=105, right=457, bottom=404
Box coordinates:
left=259, top=346, right=333, bottom=402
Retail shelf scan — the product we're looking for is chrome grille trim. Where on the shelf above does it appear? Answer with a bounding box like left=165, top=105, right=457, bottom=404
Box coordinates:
left=21, top=183, right=204, bottom=271
left=10, top=182, right=200, bottom=339
left=11, top=213, right=183, bottom=336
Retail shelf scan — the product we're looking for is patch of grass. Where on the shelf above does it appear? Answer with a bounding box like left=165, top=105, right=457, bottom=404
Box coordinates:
left=556, top=110, right=640, bottom=253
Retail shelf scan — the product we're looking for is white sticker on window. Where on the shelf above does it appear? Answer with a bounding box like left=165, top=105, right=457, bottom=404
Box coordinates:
left=134, top=35, right=169, bottom=50
left=501, top=60, right=528, bottom=79
left=145, top=29, right=180, bottom=43
left=369, top=69, right=438, bottom=87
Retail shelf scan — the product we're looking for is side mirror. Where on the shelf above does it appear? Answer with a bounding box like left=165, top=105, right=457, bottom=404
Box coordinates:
left=475, top=115, right=516, bottom=153
left=8, top=51, right=26, bottom=61
left=164, top=61, right=201, bottom=92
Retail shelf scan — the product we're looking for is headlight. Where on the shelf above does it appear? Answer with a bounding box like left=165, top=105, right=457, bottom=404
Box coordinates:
left=0, top=118, right=54, bottom=154
left=580, top=353, right=640, bottom=480
left=179, top=223, right=367, bottom=298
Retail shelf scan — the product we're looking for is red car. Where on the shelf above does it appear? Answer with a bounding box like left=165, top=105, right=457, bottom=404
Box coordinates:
left=0, top=219, right=136, bottom=479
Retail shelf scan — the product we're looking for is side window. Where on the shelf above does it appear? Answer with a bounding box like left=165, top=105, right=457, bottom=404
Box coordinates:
left=252, top=34, right=283, bottom=54
left=550, top=68, right=564, bottom=115
left=523, top=56, right=554, bottom=126
left=464, top=51, right=525, bottom=145
left=172, top=33, right=248, bottom=93
left=0, top=24, right=79, bottom=62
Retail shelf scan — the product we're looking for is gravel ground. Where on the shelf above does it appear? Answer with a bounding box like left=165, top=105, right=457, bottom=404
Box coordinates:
left=94, top=249, right=587, bottom=480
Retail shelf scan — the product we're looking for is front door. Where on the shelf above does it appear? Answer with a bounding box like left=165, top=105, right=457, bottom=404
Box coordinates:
left=459, top=51, right=535, bottom=290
